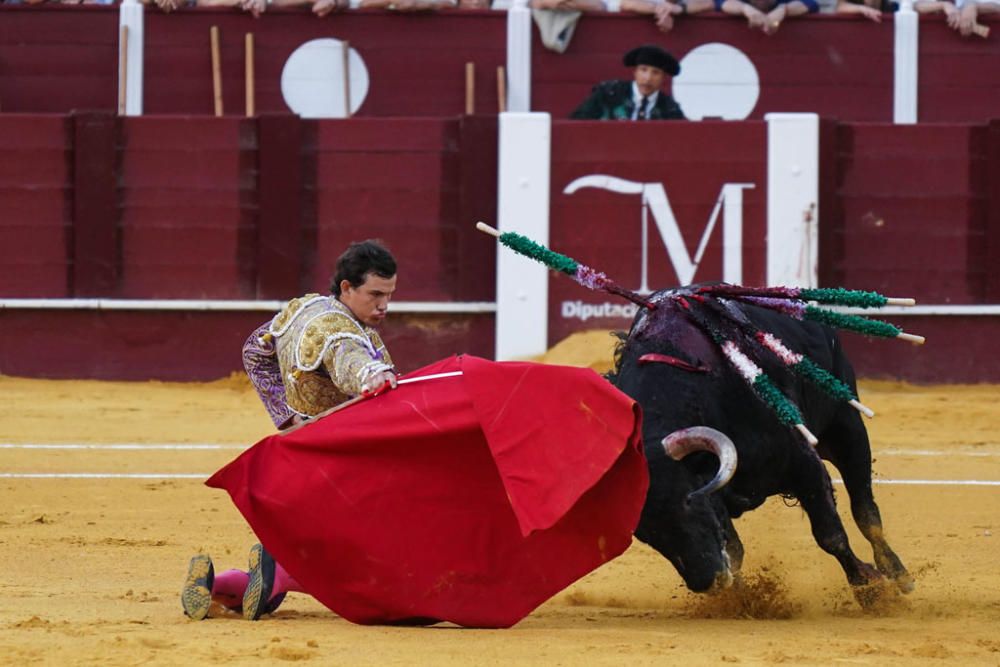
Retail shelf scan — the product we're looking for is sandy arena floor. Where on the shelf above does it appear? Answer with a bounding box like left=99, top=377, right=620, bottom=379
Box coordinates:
left=1, top=331, right=999, bottom=665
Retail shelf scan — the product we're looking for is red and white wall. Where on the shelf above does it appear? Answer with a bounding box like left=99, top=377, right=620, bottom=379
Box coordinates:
left=1, top=8, right=999, bottom=381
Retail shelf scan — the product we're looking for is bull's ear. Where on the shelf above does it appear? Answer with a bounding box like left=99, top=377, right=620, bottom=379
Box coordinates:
left=662, top=427, right=737, bottom=498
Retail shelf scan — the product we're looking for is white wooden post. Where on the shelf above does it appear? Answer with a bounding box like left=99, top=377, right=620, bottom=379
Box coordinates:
left=765, top=113, right=819, bottom=288
left=495, top=112, right=551, bottom=360
left=119, top=0, right=144, bottom=116
left=894, top=0, right=918, bottom=124
left=506, top=0, right=532, bottom=112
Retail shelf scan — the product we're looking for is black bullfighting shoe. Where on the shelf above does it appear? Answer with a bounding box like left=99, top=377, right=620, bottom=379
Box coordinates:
left=181, top=554, right=215, bottom=621
left=264, top=591, right=287, bottom=616
left=243, top=543, right=276, bottom=621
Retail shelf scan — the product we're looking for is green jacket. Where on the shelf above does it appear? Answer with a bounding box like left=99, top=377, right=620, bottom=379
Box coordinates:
left=571, top=80, right=685, bottom=121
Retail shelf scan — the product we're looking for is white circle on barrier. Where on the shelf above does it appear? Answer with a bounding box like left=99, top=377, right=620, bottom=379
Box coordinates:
left=673, top=43, right=759, bottom=121
left=281, top=38, right=370, bottom=118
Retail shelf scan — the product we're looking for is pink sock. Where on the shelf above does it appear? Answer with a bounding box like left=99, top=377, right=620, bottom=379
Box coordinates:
left=211, top=568, right=249, bottom=609
left=272, top=562, right=304, bottom=600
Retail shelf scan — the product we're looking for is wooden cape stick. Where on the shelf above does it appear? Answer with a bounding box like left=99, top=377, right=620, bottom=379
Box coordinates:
left=211, top=26, right=223, bottom=117
left=279, top=371, right=464, bottom=435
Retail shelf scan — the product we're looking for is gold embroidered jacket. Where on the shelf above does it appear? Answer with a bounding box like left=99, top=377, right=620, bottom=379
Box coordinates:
left=268, top=294, right=394, bottom=418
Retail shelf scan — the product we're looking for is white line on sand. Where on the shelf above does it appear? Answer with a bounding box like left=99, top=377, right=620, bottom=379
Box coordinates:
left=5, top=444, right=998, bottom=455
left=0, top=474, right=998, bottom=485
left=0, top=443, right=247, bottom=450
left=877, top=448, right=1000, bottom=457
left=0, top=473, right=209, bottom=479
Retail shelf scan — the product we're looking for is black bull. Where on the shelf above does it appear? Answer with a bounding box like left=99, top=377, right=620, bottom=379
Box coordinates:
left=607, top=290, right=914, bottom=602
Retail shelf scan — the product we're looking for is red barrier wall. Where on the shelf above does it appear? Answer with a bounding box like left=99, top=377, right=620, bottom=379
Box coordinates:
left=143, top=10, right=506, bottom=117
left=0, top=115, right=71, bottom=297
left=0, top=113, right=498, bottom=380
left=310, top=119, right=461, bottom=300
left=0, top=114, right=497, bottom=303
left=547, top=120, right=767, bottom=344
left=3, top=7, right=1000, bottom=123
left=536, top=14, right=896, bottom=121
left=919, top=20, right=1000, bottom=123
left=841, top=315, right=1000, bottom=383
left=0, top=7, right=118, bottom=113
left=119, top=117, right=257, bottom=299
left=829, top=122, right=990, bottom=304
left=1, top=114, right=998, bottom=381
left=0, top=309, right=494, bottom=380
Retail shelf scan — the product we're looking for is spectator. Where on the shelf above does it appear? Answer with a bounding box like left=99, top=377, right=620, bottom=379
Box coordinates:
left=600, top=0, right=709, bottom=33
left=914, top=0, right=959, bottom=22
left=716, top=0, right=818, bottom=34
left=529, top=1, right=588, bottom=53
left=650, top=0, right=717, bottom=30
left=531, top=0, right=711, bottom=35
left=602, top=0, right=688, bottom=32
left=3, top=0, right=115, bottom=3
left=571, top=44, right=685, bottom=120
left=951, top=0, right=995, bottom=35
left=145, top=0, right=273, bottom=16
left=355, top=0, right=459, bottom=11
left=835, top=0, right=897, bottom=22
left=145, top=0, right=439, bottom=17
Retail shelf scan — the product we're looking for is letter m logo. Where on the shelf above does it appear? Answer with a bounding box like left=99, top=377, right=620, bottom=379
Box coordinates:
left=564, top=175, right=755, bottom=292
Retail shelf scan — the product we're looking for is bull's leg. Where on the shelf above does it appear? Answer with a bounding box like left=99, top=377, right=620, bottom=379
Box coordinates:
left=818, top=412, right=914, bottom=593
left=788, top=445, right=883, bottom=596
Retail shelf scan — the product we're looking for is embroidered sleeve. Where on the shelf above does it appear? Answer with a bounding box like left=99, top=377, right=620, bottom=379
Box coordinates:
left=322, top=335, right=394, bottom=397
left=242, top=322, right=295, bottom=429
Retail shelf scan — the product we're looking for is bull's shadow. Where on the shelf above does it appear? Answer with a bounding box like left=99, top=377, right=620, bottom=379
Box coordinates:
left=606, top=286, right=913, bottom=608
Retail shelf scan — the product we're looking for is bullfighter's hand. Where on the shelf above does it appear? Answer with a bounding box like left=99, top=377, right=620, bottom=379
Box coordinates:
left=362, top=370, right=398, bottom=397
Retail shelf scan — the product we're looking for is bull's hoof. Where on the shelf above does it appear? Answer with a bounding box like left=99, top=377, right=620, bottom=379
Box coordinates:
left=894, top=571, right=916, bottom=594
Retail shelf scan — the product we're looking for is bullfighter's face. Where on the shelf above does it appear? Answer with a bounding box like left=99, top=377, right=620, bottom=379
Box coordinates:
left=633, top=64, right=666, bottom=98
left=339, top=272, right=397, bottom=327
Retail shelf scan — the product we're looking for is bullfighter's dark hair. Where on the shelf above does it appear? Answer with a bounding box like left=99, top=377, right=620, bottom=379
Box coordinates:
left=330, top=240, right=397, bottom=296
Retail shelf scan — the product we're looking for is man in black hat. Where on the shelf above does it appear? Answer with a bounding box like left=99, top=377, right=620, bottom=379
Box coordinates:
left=571, top=45, right=685, bottom=121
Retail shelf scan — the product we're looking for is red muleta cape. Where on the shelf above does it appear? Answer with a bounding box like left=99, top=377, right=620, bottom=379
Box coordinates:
left=206, top=355, right=648, bottom=628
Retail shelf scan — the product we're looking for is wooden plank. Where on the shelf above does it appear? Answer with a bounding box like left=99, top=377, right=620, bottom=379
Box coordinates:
left=256, top=113, right=304, bottom=299
left=71, top=111, right=119, bottom=297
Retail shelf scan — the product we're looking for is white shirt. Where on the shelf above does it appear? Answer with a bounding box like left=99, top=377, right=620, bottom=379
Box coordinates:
left=631, top=82, right=660, bottom=121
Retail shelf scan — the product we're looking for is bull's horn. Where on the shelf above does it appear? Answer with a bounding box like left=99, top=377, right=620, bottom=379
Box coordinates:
left=662, top=426, right=738, bottom=498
